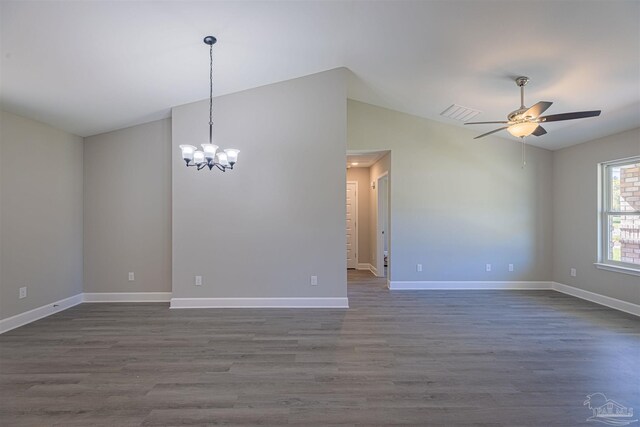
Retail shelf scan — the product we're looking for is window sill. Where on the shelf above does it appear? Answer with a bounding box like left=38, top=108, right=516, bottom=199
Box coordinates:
left=594, top=263, right=640, bottom=277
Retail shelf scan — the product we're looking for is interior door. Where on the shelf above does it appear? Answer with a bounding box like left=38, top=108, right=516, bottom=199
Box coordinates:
left=346, top=182, right=357, bottom=269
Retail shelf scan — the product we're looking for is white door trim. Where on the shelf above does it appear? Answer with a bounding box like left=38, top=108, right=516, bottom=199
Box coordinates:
left=375, top=171, right=389, bottom=278
left=346, top=180, right=359, bottom=269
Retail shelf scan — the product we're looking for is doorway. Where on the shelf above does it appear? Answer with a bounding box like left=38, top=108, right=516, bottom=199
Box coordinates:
left=346, top=150, right=390, bottom=280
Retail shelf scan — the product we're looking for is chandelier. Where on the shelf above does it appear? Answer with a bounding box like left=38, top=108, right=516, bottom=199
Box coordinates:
left=179, top=36, right=239, bottom=172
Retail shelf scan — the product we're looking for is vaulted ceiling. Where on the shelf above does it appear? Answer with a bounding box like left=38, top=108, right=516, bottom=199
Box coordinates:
left=1, top=1, right=638, bottom=149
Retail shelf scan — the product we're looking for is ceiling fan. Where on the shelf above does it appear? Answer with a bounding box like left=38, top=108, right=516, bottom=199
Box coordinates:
left=465, top=76, right=601, bottom=140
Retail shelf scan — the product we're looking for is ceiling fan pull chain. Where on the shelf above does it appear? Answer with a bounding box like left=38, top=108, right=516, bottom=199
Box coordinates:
left=521, top=138, right=527, bottom=168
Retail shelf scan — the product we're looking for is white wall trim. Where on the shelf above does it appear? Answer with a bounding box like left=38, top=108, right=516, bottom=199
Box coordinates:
left=387, top=280, right=639, bottom=317
left=170, top=297, right=349, bottom=309
left=593, top=263, right=640, bottom=277
left=552, top=282, right=640, bottom=317
left=388, top=281, right=552, bottom=290
left=0, top=293, right=83, bottom=334
left=347, top=180, right=359, bottom=270
left=375, top=171, right=389, bottom=279
left=370, top=264, right=379, bottom=277
left=356, top=263, right=372, bottom=271
left=3, top=282, right=636, bottom=334
left=83, top=292, right=172, bottom=303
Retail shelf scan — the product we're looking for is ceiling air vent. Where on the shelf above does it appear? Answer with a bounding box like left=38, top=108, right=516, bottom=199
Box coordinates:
left=440, top=104, right=481, bottom=122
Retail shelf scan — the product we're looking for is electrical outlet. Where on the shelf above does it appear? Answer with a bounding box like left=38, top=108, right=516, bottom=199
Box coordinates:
left=486, top=264, right=492, bottom=272
left=570, top=268, right=576, bottom=277
left=508, top=264, right=514, bottom=272
left=19, top=287, right=27, bottom=299
left=195, top=275, right=203, bottom=286
left=416, top=264, right=422, bottom=272
left=310, top=275, right=318, bottom=286
left=128, top=272, right=135, bottom=281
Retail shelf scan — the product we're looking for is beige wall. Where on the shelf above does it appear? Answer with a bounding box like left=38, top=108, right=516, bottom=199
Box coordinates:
left=83, top=119, right=172, bottom=293
left=348, top=100, right=553, bottom=283
left=347, top=167, right=370, bottom=265
left=172, top=69, right=347, bottom=300
left=0, top=110, right=83, bottom=319
left=552, top=127, right=640, bottom=305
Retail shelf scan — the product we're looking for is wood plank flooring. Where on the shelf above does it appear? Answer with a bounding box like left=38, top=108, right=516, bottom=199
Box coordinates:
left=1, top=270, right=639, bottom=426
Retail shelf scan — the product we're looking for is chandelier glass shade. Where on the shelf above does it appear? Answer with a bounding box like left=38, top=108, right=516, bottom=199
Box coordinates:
left=179, top=36, right=239, bottom=172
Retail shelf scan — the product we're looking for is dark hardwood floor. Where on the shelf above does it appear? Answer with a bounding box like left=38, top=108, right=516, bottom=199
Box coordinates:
left=1, top=270, right=638, bottom=426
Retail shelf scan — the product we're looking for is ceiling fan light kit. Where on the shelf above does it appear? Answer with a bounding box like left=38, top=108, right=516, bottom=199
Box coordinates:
left=178, top=36, right=240, bottom=172
left=507, top=122, right=539, bottom=138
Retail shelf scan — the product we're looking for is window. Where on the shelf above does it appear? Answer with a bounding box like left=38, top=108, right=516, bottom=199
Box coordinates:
left=598, top=157, right=640, bottom=274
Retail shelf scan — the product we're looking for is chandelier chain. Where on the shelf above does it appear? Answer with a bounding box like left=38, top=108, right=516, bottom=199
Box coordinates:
left=209, top=43, right=213, bottom=143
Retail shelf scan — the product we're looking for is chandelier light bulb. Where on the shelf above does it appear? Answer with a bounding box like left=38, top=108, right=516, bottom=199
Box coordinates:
left=216, top=152, right=230, bottom=167
left=193, top=150, right=206, bottom=165
left=224, top=149, right=240, bottom=165
left=201, top=144, right=218, bottom=161
left=179, top=145, right=197, bottom=163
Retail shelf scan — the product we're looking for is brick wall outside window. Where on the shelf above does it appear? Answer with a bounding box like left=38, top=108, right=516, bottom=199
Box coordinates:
left=620, top=164, right=640, bottom=264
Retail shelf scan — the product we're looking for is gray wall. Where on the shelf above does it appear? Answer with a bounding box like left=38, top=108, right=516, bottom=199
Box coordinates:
left=346, top=167, right=371, bottom=265
left=552, top=128, right=640, bottom=305
left=0, top=110, right=83, bottom=319
left=348, top=100, right=553, bottom=282
left=83, top=119, right=172, bottom=293
left=172, top=69, right=347, bottom=299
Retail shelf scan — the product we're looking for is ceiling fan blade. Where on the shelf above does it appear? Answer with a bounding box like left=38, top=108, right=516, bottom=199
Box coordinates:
left=465, top=121, right=509, bottom=125
left=531, top=125, right=547, bottom=137
left=538, top=110, right=601, bottom=123
left=474, top=127, right=508, bottom=139
left=524, top=101, right=553, bottom=118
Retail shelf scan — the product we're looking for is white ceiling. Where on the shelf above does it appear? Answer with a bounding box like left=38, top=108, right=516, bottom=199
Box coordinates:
left=1, top=1, right=639, bottom=149
left=347, top=151, right=388, bottom=168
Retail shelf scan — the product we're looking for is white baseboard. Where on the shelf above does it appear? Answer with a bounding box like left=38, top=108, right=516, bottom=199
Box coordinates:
left=170, top=297, right=349, bottom=309
left=370, top=265, right=380, bottom=277
left=387, top=280, right=639, bottom=317
left=3, top=281, right=636, bottom=334
left=388, top=281, right=551, bottom=290
left=0, top=293, right=83, bottom=334
left=552, top=282, right=640, bottom=317
left=356, top=263, right=381, bottom=278
left=83, top=292, right=172, bottom=303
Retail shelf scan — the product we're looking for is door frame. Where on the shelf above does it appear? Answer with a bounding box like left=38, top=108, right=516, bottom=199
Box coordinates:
left=375, top=171, right=389, bottom=278
left=346, top=180, right=359, bottom=269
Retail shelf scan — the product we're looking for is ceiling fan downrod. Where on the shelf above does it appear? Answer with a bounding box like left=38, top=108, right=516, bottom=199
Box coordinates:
left=516, top=76, right=529, bottom=109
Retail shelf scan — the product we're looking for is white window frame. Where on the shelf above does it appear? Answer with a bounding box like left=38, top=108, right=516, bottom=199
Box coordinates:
left=595, top=156, right=640, bottom=276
